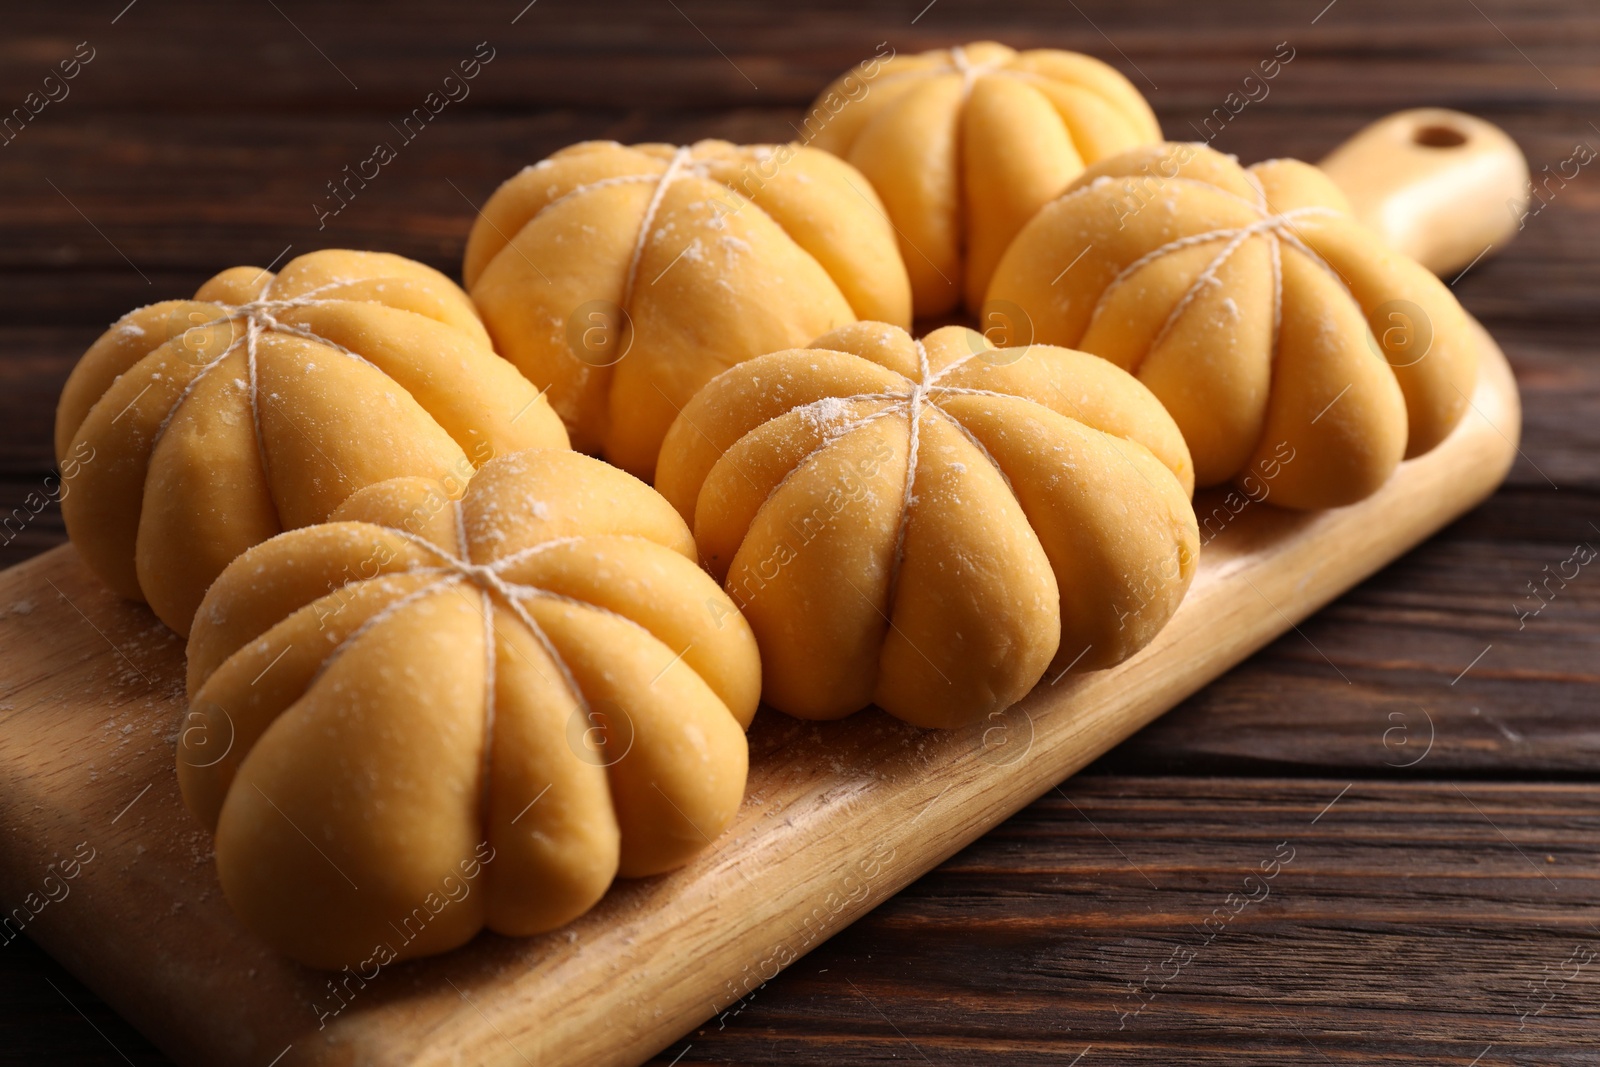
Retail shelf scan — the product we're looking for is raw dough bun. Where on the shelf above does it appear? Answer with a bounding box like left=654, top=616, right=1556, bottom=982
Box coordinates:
left=55, top=249, right=568, bottom=635
left=180, top=449, right=760, bottom=969
left=463, top=139, right=912, bottom=479
left=656, top=322, right=1197, bottom=729
left=808, top=41, right=1160, bottom=316
left=986, top=142, right=1479, bottom=509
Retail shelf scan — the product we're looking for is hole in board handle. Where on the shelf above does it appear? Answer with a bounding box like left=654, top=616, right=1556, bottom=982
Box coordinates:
left=1413, top=124, right=1469, bottom=148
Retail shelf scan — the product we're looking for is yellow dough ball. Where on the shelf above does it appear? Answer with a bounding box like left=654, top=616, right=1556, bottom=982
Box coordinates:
left=180, top=449, right=760, bottom=970
left=656, top=322, right=1198, bottom=729
left=54, top=249, right=568, bottom=635
left=807, top=41, right=1161, bottom=316
left=986, top=142, right=1479, bottom=509
left=463, top=139, right=912, bottom=480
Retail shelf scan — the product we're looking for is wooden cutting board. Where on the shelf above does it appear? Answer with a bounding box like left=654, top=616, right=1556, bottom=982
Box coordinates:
left=0, top=316, right=1519, bottom=1067
left=0, top=108, right=1532, bottom=1067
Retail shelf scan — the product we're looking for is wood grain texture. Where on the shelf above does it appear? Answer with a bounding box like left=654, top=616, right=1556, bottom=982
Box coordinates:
left=0, top=334, right=1518, bottom=1065
left=0, top=0, right=1594, bottom=1063
left=656, top=776, right=1600, bottom=1065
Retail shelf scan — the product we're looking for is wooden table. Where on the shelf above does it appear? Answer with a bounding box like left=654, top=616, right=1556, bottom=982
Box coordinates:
left=1, top=1, right=1595, bottom=1063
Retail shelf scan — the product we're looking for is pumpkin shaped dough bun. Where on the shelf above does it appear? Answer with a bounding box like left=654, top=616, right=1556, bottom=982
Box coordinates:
left=986, top=142, right=1479, bottom=509
left=807, top=41, right=1161, bottom=316
left=55, top=249, right=568, bottom=635
left=181, top=449, right=759, bottom=970
left=464, top=139, right=912, bottom=479
left=656, top=322, right=1198, bottom=730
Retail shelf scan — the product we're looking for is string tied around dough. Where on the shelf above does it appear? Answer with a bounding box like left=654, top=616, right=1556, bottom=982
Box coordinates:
left=374, top=526, right=590, bottom=704
left=185, top=280, right=378, bottom=372
left=150, top=279, right=385, bottom=476
left=947, top=44, right=1002, bottom=96
left=1086, top=203, right=1347, bottom=364
left=303, top=518, right=595, bottom=828
left=621, top=145, right=694, bottom=310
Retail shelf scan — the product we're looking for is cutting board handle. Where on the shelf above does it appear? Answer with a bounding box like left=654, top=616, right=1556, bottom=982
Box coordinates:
left=1318, top=107, right=1529, bottom=277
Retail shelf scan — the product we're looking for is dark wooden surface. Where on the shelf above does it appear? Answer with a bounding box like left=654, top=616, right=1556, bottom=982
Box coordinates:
left=1, top=1, right=1596, bottom=1063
